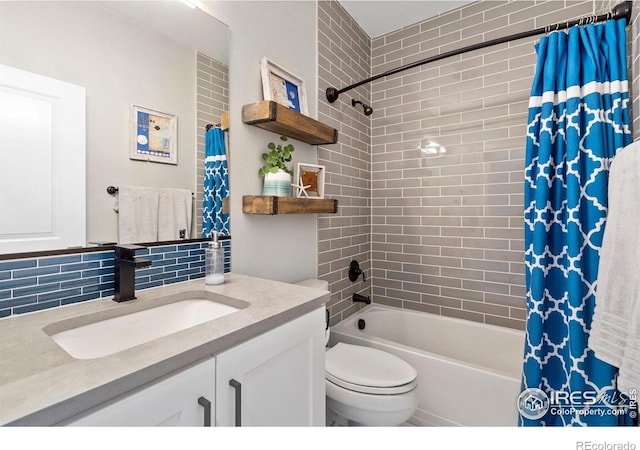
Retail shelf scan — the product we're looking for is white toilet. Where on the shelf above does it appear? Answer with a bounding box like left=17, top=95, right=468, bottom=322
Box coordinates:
left=295, top=279, right=418, bottom=426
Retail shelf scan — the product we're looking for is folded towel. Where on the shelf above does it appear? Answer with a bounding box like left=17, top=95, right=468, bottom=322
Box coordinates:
left=158, top=188, right=192, bottom=241
left=590, top=141, right=640, bottom=394
left=117, top=185, right=160, bottom=244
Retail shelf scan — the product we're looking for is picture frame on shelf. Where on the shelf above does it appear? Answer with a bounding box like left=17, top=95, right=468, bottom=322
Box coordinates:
left=260, top=57, right=308, bottom=115
left=294, top=163, right=325, bottom=199
left=130, top=105, right=177, bottom=165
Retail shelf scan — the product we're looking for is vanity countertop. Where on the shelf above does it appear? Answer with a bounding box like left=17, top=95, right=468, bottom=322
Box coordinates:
left=0, top=273, right=329, bottom=426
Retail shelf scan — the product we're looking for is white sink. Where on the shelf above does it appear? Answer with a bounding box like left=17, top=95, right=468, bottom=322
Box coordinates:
left=50, top=299, right=239, bottom=359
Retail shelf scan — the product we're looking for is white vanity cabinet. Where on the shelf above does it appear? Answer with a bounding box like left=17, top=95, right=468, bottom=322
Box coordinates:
left=63, top=307, right=325, bottom=427
left=215, top=307, right=325, bottom=426
left=65, top=357, right=216, bottom=426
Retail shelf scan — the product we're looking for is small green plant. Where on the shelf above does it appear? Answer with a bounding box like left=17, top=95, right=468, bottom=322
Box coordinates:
left=258, top=136, right=295, bottom=176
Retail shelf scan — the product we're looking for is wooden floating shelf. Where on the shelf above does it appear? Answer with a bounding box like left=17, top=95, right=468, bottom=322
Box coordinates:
left=242, top=101, right=338, bottom=145
left=243, top=196, right=338, bottom=215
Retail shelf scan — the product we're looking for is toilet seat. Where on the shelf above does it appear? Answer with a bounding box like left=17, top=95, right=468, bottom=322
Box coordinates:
left=326, top=373, right=417, bottom=395
left=326, top=343, right=417, bottom=395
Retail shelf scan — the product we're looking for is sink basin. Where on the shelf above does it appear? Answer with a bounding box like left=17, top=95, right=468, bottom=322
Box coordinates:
left=49, top=299, right=239, bottom=359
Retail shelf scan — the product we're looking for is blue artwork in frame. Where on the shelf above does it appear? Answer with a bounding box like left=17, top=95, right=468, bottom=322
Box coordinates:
left=130, top=105, right=177, bottom=164
left=261, top=57, right=308, bottom=115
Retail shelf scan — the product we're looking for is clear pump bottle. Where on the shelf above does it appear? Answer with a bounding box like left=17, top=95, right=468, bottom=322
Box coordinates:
left=205, top=231, right=224, bottom=285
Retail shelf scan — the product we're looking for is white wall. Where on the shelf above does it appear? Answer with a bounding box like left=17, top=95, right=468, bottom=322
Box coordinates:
left=208, top=1, right=320, bottom=282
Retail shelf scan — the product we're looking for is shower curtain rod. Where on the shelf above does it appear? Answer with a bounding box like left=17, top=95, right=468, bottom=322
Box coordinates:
left=325, top=1, right=633, bottom=104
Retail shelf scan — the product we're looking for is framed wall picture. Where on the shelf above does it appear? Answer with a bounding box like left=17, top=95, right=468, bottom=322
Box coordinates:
left=295, top=163, right=325, bottom=199
left=130, top=105, right=177, bottom=165
left=260, top=57, right=308, bottom=115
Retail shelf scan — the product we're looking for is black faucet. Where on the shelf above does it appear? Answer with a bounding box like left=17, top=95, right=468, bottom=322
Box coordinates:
left=113, top=244, right=152, bottom=302
left=352, top=293, right=371, bottom=304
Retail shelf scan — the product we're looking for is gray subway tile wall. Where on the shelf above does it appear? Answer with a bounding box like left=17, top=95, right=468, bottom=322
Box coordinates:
left=368, top=0, right=580, bottom=331
left=318, top=1, right=372, bottom=325
left=196, top=53, right=229, bottom=238
left=319, top=1, right=633, bottom=331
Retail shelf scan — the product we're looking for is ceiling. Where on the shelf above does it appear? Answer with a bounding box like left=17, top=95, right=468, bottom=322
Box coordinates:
left=339, top=1, right=474, bottom=38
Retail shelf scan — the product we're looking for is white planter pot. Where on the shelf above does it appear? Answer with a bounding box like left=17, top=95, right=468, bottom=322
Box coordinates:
left=262, top=170, right=292, bottom=197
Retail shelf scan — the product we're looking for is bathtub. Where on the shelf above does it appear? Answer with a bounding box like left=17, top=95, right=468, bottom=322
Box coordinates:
left=328, top=304, right=525, bottom=426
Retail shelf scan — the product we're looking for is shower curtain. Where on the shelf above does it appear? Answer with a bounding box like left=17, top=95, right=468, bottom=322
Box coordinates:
left=203, top=126, right=230, bottom=237
left=520, top=19, right=633, bottom=426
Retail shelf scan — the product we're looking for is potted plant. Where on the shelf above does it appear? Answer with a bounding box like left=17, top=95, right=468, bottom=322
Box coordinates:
left=258, top=135, right=294, bottom=197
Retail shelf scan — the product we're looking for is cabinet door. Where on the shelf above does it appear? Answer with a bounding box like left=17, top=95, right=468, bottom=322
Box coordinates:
left=64, top=358, right=215, bottom=426
left=216, top=307, right=325, bottom=426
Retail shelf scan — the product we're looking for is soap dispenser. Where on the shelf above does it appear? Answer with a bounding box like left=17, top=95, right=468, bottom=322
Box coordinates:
left=205, top=231, right=225, bottom=285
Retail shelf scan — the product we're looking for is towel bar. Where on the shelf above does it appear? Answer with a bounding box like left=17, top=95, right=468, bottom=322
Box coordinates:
left=107, top=186, right=194, bottom=196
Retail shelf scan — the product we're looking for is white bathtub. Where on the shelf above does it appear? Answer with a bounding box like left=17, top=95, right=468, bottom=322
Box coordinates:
left=328, top=304, right=525, bottom=426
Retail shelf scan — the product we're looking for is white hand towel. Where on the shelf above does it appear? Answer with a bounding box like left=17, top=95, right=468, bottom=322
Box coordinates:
left=158, top=188, right=192, bottom=241
left=117, top=185, right=160, bottom=244
left=590, top=141, right=640, bottom=394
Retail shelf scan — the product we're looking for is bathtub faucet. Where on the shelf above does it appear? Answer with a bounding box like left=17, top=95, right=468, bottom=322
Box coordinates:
left=352, top=293, right=371, bottom=305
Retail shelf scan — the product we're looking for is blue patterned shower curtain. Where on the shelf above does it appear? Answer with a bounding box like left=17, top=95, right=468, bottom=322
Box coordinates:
left=520, top=19, right=633, bottom=426
left=203, top=127, right=230, bottom=237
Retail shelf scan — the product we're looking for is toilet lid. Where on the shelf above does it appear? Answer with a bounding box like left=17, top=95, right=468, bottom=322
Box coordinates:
left=326, top=343, right=417, bottom=394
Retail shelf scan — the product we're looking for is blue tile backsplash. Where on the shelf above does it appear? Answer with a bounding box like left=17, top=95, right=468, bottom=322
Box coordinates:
left=0, top=240, right=231, bottom=319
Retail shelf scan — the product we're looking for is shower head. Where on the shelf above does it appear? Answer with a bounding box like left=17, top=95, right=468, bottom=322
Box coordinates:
left=351, top=99, right=373, bottom=116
